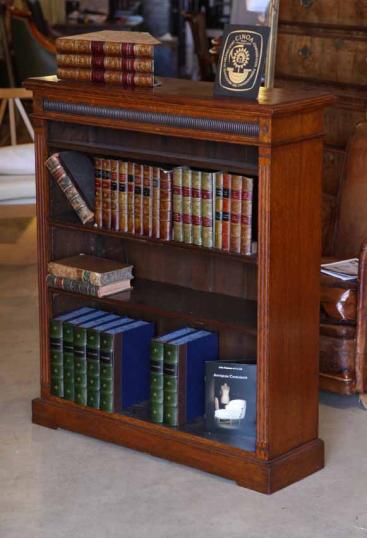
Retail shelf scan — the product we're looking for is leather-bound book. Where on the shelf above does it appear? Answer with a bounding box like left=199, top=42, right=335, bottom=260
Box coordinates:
left=102, top=158, right=112, bottom=229
left=172, top=167, right=184, bottom=242
left=152, top=166, right=161, bottom=239
left=160, top=169, right=173, bottom=241
left=221, top=173, right=232, bottom=251
left=56, top=31, right=160, bottom=58
left=163, top=330, right=219, bottom=427
left=143, top=164, right=153, bottom=237
left=110, top=159, right=119, bottom=231
left=215, top=172, right=224, bottom=249
left=182, top=169, right=193, bottom=244
left=57, top=54, right=154, bottom=73
left=99, top=320, right=155, bottom=413
left=127, top=162, right=135, bottom=234
left=240, top=177, right=254, bottom=256
left=192, top=170, right=202, bottom=246
left=230, top=175, right=242, bottom=254
left=94, top=157, right=103, bottom=228
left=150, top=327, right=195, bottom=424
left=201, top=171, right=214, bottom=249
left=134, top=164, right=144, bottom=235
left=118, top=160, right=128, bottom=232
left=48, top=254, right=133, bottom=286
left=46, top=275, right=132, bottom=298
left=57, top=68, right=154, bottom=87
left=46, top=152, right=94, bottom=225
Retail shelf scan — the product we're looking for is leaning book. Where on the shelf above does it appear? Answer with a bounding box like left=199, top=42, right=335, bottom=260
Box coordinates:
left=321, top=258, right=359, bottom=281
left=205, top=361, right=256, bottom=449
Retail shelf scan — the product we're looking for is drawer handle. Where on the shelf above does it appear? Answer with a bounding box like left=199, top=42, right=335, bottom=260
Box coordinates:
left=298, top=46, right=312, bottom=59
left=299, top=0, right=314, bottom=7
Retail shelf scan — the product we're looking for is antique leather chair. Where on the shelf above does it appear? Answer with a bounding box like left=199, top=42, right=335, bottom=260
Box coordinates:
left=320, top=122, right=367, bottom=408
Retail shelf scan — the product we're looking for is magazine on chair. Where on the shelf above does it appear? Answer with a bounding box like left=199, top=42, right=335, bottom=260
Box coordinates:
left=205, top=361, right=256, bottom=441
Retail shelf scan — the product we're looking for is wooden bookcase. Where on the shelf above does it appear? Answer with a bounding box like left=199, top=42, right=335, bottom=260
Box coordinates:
left=26, top=76, right=333, bottom=494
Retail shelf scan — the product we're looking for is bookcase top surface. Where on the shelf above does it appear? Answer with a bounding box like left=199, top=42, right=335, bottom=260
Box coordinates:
left=25, top=76, right=334, bottom=117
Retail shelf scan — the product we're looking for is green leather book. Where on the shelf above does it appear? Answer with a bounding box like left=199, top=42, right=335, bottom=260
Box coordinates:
left=86, top=316, right=133, bottom=409
left=73, top=313, right=119, bottom=406
left=49, top=307, right=95, bottom=397
left=62, top=309, right=109, bottom=401
left=150, top=327, right=195, bottom=424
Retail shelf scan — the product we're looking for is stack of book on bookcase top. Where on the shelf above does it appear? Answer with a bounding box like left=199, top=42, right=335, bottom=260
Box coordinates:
left=47, top=254, right=133, bottom=297
left=55, top=31, right=160, bottom=87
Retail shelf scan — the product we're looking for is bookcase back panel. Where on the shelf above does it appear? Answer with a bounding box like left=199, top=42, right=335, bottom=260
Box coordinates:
left=47, top=121, right=259, bottom=175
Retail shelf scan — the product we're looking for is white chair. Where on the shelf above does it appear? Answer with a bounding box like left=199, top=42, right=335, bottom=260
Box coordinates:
left=215, top=399, right=247, bottom=423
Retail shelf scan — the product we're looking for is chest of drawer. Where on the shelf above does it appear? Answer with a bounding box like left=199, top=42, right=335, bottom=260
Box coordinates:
left=276, top=28, right=367, bottom=86
left=279, top=0, right=367, bottom=28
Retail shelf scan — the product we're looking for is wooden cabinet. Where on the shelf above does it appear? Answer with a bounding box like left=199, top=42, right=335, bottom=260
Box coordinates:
left=277, top=1, right=367, bottom=255
left=26, top=76, right=332, bottom=493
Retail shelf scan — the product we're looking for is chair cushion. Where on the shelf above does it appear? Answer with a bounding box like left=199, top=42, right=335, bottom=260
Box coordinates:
left=0, top=144, right=35, bottom=175
left=0, top=175, right=36, bottom=202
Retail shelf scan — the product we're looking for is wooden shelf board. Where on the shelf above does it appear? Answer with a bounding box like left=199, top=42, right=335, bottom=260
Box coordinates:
left=48, top=278, right=258, bottom=336
left=50, top=218, right=258, bottom=265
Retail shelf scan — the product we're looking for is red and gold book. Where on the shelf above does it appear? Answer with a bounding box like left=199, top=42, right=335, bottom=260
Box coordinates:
left=152, top=166, right=161, bottom=239
left=110, top=159, right=119, bottom=231
left=230, top=175, right=243, bottom=254
left=127, top=162, right=135, bottom=234
left=160, top=169, right=172, bottom=241
left=192, top=170, right=202, bottom=246
left=172, top=167, right=184, bottom=242
left=134, top=164, right=144, bottom=235
left=56, top=31, right=159, bottom=58
left=143, top=165, right=153, bottom=237
left=102, top=158, right=112, bottom=229
left=201, top=172, right=214, bottom=248
left=214, top=172, right=223, bottom=250
left=182, top=168, right=192, bottom=244
left=94, top=157, right=103, bottom=228
left=118, top=161, right=128, bottom=232
left=57, top=68, right=154, bottom=87
left=222, top=173, right=232, bottom=252
left=57, top=54, right=154, bottom=73
left=241, top=176, right=254, bottom=256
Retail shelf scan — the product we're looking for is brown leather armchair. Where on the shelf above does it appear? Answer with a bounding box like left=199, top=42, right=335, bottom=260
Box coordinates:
left=320, top=122, right=367, bottom=408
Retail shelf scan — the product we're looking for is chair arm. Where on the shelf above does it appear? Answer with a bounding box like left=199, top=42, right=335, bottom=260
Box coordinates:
left=8, top=6, right=56, bottom=54
left=355, top=240, right=367, bottom=392
left=0, top=88, right=32, bottom=99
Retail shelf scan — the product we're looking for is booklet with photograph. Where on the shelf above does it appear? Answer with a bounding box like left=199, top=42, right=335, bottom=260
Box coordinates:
left=321, top=258, right=359, bottom=281
left=205, top=361, right=256, bottom=444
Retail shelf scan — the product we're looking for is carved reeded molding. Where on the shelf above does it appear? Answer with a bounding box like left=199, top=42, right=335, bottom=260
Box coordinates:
left=43, top=99, right=260, bottom=137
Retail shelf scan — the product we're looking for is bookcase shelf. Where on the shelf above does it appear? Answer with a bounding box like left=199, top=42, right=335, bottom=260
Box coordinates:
left=26, top=75, right=333, bottom=494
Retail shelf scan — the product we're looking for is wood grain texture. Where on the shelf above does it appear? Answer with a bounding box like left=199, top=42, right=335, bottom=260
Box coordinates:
left=280, top=0, right=367, bottom=28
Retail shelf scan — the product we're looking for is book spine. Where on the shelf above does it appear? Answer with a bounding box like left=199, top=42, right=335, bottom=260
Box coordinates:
left=134, top=164, right=144, bottom=235
left=46, top=154, right=94, bottom=225
left=110, top=159, right=119, bottom=231
left=215, top=172, right=223, bottom=249
left=99, top=333, right=114, bottom=413
left=49, top=319, right=64, bottom=397
left=102, top=158, right=112, bottom=229
left=86, top=328, right=101, bottom=409
left=222, top=173, right=232, bottom=252
left=57, top=54, right=154, bottom=73
left=163, top=343, right=179, bottom=427
left=152, top=166, right=161, bottom=239
left=127, top=162, right=135, bottom=234
left=160, top=169, right=172, bottom=241
left=182, top=168, right=193, bottom=244
left=201, top=172, right=214, bottom=249
left=118, top=160, right=128, bottom=232
left=230, top=175, right=243, bottom=254
left=57, top=68, right=154, bottom=87
left=150, top=340, right=164, bottom=423
left=74, top=326, right=88, bottom=406
left=47, top=274, right=101, bottom=297
left=192, top=170, right=202, bottom=246
left=94, top=157, right=103, bottom=228
left=47, top=262, right=132, bottom=287
left=241, top=176, right=254, bottom=256
left=56, top=39, right=155, bottom=59
left=63, top=321, right=76, bottom=401
left=143, top=165, right=153, bottom=237
left=172, top=168, right=184, bottom=242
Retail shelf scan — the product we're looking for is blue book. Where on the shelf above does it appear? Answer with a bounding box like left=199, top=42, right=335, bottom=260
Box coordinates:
left=49, top=307, right=96, bottom=397
left=99, top=320, right=155, bottom=413
left=86, top=316, right=135, bottom=409
left=163, top=330, right=219, bottom=427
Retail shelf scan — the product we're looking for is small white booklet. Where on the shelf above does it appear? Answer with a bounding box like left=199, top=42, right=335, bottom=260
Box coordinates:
left=321, top=258, right=359, bottom=281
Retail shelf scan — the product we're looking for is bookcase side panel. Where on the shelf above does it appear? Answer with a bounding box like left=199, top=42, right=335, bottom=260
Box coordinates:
left=257, top=127, right=323, bottom=459
left=34, top=117, right=51, bottom=399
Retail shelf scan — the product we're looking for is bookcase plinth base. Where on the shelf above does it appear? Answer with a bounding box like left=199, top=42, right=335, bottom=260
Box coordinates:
left=32, top=397, right=324, bottom=494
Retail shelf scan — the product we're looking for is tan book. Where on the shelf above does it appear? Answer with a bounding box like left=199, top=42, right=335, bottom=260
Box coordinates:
left=57, top=54, right=154, bottom=73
